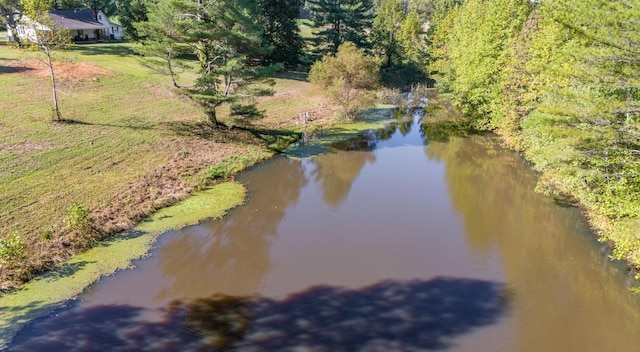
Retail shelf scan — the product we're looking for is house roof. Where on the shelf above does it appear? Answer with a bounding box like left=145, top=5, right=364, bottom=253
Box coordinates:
left=49, top=9, right=108, bottom=30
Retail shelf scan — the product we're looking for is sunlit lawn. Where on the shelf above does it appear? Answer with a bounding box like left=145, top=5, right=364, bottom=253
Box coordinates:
left=0, top=42, right=329, bottom=253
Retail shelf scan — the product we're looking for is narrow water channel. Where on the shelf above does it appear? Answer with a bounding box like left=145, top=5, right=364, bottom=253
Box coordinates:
left=9, top=108, right=640, bottom=351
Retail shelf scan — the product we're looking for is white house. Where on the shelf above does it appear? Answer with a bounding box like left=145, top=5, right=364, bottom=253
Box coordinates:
left=16, top=9, right=124, bottom=43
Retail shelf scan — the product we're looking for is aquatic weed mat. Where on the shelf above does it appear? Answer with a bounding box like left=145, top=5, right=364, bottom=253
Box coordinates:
left=285, top=105, right=395, bottom=158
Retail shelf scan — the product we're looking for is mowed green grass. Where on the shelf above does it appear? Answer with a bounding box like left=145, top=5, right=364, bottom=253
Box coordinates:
left=0, top=43, right=324, bottom=252
left=1, top=44, right=196, bottom=239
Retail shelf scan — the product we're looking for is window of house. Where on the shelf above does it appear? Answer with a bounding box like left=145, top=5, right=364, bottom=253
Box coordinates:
left=98, top=14, right=102, bottom=21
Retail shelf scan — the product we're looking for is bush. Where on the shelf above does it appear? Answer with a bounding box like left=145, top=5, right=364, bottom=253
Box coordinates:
left=64, top=202, right=93, bottom=231
left=0, top=233, right=26, bottom=266
left=309, top=42, right=380, bottom=120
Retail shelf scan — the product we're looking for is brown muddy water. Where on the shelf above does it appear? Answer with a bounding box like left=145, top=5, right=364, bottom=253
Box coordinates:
left=8, top=109, right=640, bottom=351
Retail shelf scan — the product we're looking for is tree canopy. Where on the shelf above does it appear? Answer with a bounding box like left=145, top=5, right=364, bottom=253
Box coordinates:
left=258, top=0, right=304, bottom=69
left=134, top=0, right=280, bottom=126
left=425, top=0, right=640, bottom=274
left=308, top=0, right=375, bottom=55
left=309, top=42, right=380, bottom=119
left=372, top=0, right=424, bottom=68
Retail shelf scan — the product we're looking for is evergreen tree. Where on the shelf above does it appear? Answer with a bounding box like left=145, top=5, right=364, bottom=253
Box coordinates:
left=116, top=0, right=148, bottom=39
left=134, top=0, right=280, bottom=126
left=55, top=0, right=118, bottom=17
left=134, top=0, right=189, bottom=87
left=308, top=0, right=374, bottom=54
left=398, top=10, right=423, bottom=65
left=257, top=0, right=304, bottom=69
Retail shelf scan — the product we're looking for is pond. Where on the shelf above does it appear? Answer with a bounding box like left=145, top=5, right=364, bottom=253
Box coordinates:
left=8, top=104, right=640, bottom=351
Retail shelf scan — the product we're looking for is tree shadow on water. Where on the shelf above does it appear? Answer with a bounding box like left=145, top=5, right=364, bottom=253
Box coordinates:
left=7, top=277, right=511, bottom=352
left=246, top=277, right=511, bottom=351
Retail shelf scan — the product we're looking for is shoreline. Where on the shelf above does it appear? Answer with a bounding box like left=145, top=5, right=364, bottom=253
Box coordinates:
left=0, top=105, right=396, bottom=349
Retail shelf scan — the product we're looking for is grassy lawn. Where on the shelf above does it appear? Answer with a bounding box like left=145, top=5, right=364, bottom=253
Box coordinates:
left=0, top=42, right=336, bottom=290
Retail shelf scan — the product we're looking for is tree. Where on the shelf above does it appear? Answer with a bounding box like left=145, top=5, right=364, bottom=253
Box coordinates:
left=55, top=0, right=118, bottom=16
left=116, top=0, right=148, bottom=39
left=20, top=0, right=71, bottom=121
left=308, top=0, right=374, bottom=54
left=309, top=42, right=380, bottom=119
left=429, top=0, right=532, bottom=129
left=407, top=0, right=434, bottom=21
left=134, top=0, right=280, bottom=126
left=257, top=0, right=304, bottom=69
left=185, top=0, right=280, bottom=125
left=398, top=10, right=423, bottom=65
left=134, top=0, right=189, bottom=87
left=1, top=0, right=22, bottom=44
left=372, top=0, right=404, bottom=67
left=424, top=0, right=640, bottom=273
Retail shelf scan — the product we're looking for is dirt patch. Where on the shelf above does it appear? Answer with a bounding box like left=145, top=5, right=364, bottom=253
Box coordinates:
left=25, top=59, right=113, bottom=82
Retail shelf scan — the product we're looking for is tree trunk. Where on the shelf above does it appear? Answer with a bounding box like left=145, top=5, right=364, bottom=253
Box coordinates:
left=205, top=108, right=218, bottom=126
left=167, top=50, right=179, bottom=88
left=44, top=45, right=62, bottom=121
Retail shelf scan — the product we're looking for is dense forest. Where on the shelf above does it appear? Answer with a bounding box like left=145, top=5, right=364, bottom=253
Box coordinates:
left=427, top=0, right=640, bottom=275
left=1, top=0, right=639, bottom=277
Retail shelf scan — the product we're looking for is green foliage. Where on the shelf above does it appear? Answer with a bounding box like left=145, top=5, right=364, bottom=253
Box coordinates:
left=309, top=42, right=380, bottom=119
left=133, top=0, right=191, bottom=87
left=372, top=0, right=404, bottom=67
left=56, top=0, right=118, bottom=16
left=134, top=0, right=280, bottom=126
left=426, top=0, right=640, bottom=279
left=428, top=0, right=463, bottom=31
left=230, top=102, right=265, bottom=120
left=0, top=0, right=22, bottom=43
left=406, top=0, right=436, bottom=21
left=116, top=0, right=148, bottom=40
left=257, top=0, right=304, bottom=69
left=398, top=10, right=424, bottom=65
left=0, top=233, right=26, bottom=266
left=307, top=0, right=375, bottom=55
left=64, top=202, right=93, bottom=232
left=430, top=0, right=532, bottom=129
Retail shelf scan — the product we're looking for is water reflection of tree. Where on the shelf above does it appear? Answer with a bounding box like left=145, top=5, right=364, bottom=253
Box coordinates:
left=169, top=293, right=252, bottom=350
left=155, top=157, right=308, bottom=301
left=9, top=277, right=510, bottom=352
left=311, top=108, right=416, bottom=208
left=309, top=151, right=376, bottom=207
left=426, top=134, right=640, bottom=351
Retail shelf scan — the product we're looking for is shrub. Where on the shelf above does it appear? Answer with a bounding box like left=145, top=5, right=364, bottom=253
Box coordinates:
left=64, top=202, right=93, bottom=231
left=0, top=233, right=26, bottom=266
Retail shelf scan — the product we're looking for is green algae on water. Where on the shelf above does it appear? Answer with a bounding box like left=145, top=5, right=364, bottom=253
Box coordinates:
left=0, top=181, right=246, bottom=349
left=286, top=105, right=395, bottom=158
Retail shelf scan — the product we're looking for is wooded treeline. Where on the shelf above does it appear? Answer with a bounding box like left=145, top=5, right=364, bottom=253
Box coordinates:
left=428, top=0, right=640, bottom=272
